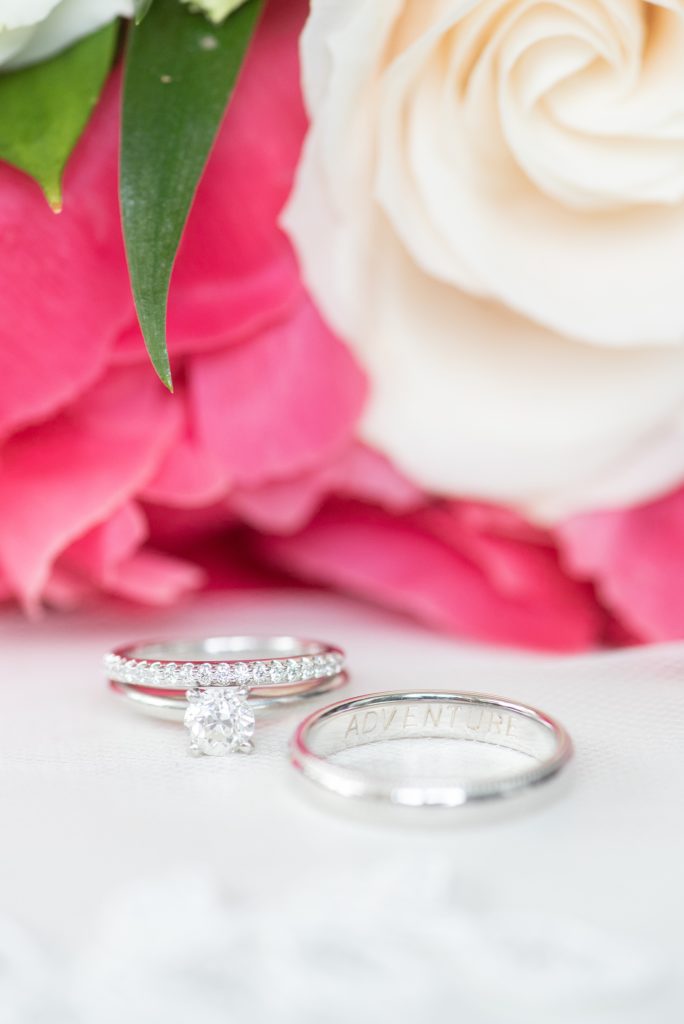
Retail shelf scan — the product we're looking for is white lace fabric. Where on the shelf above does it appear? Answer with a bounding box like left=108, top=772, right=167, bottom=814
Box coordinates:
left=0, top=591, right=681, bottom=1022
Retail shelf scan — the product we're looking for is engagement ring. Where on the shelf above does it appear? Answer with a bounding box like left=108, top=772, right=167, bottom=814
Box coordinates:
left=105, top=636, right=346, bottom=757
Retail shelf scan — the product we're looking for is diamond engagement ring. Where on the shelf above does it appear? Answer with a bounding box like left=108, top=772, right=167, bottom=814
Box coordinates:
left=291, top=691, right=573, bottom=818
left=105, top=636, right=346, bottom=757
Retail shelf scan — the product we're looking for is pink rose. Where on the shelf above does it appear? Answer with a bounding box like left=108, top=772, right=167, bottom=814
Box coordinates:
left=0, top=0, right=367, bottom=609
left=0, top=0, right=678, bottom=650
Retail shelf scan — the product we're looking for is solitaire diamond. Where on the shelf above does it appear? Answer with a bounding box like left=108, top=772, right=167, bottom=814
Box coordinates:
left=183, top=688, right=255, bottom=756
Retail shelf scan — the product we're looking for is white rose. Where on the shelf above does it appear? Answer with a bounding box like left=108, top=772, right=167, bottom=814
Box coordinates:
left=0, top=0, right=133, bottom=70
left=284, top=0, right=684, bottom=520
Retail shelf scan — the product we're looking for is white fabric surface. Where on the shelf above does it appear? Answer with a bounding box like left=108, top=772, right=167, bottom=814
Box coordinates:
left=0, top=590, right=682, bottom=1021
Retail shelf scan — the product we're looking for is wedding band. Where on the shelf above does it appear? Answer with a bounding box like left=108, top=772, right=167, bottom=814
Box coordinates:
left=109, top=670, right=348, bottom=720
left=104, top=636, right=344, bottom=692
left=291, top=691, right=572, bottom=815
left=105, top=636, right=347, bottom=757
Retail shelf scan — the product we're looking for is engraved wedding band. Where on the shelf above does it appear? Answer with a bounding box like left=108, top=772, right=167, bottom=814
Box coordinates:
left=105, top=636, right=346, bottom=757
left=291, top=691, right=572, bottom=814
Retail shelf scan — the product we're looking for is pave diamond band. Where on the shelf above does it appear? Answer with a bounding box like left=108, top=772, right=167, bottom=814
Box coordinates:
left=104, top=636, right=345, bottom=692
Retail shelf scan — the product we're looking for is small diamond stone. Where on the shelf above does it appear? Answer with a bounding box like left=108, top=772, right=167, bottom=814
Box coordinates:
left=198, top=663, right=215, bottom=686
left=285, top=658, right=301, bottom=683
left=314, top=655, right=327, bottom=678
left=214, top=662, right=232, bottom=685
left=251, top=661, right=269, bottom=685
left=162, top=662, right=179, bottom=687
left=269, top=660, right=286, bottom=684
left=183, top=689, right=255, bottom=756
left=148, top=661, right=164, bottom=685
left=234, top=662, right=251, bottom=686
left=180, top=663, right=199, bottom=687
left=300, top=656, right=314, bottom=679
left=124, top=659, right=139, bottom=683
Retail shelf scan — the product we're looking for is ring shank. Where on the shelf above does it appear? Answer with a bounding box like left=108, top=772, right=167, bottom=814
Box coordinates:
left=110, top=672, right=349, bottom=719
left=121, top=636, right=333, bottom=662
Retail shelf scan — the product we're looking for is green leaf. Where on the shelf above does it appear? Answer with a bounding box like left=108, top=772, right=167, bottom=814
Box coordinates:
left=134, top=0, right=154, bottom=24
left=0, top=22, right=119, bottom=211
left=120, top=0, right=263, bottom=390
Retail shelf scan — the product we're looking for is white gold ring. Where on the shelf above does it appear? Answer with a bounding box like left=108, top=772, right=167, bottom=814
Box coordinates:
left=105, top=636, right=347, bottom=757
left=291, top=691, right=573, bottom=816
left=105, top=636, right=344, bottom=690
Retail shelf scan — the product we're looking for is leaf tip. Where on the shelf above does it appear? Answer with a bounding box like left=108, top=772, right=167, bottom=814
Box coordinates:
left=153, top=352, right=174, bottom=392
left=43, top=180, right=63, bottom=213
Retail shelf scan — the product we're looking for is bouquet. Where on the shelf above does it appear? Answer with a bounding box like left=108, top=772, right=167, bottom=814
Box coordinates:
left=0, top=0, right=682, bottom=650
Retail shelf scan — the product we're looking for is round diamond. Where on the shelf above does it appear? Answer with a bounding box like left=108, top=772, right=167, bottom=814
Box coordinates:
left=285, top=658, right=301, bottom=683
left=198, top=663, right=214, bottom=686
left=180, top=663, right=199, bottom=687
left=105, top=654, right=121, bottom=679
left=214, top=662, right=232, bottom=685
left=269, top=660, right=286, bottom=684
left=147, top=661, right=164, bottom=685
left=314, top=655, right=327, bottom=678
left=234, top=662, right=251, bottom=685
left=162, top=662, right=179, bottom=687
left=300, top=656, right=314, bottom=680
left=124, top=660, right=139, bottom=683
left=251, top=661, right=269, bottom=685
left=183, top=689, right=255, bottom=756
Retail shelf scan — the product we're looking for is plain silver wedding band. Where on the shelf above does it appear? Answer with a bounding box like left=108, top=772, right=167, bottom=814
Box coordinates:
left=109, top=671, right=349, bottom=720
left=291, top=690, right=573, bottom=814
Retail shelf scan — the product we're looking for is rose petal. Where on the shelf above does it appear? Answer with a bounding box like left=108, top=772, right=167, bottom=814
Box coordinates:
left=558, top=488, right=684, bottom=641
left=0, top=155, right=131, bottom=439
left=232, top=442, right=422, bottom=534
left=140, top=404, right=229, bottom=509
left=257, top=499, right=602, bottom=650
left=3, top=1, right=133, bottom=69
left=59, top=501, right=147, bottom=580
left=101, top=548, right=205, bottom=605
left=190, top=294, right=366, bottom=487
left=0, top=367, right=180, bottom=608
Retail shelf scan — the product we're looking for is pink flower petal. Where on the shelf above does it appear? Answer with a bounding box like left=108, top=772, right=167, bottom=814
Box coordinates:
left=232, top=443, right=422, bottom=533
left=558, top=488, right=684, bottom=641
left=102, top=549, right=205, bottom=605
left=416, top=503, right=563, bottom=596
left=42, top=568, right=97, bottom=610
left=190, top=295, right=366, bottom=487
left=140, top=405, right=229, bottom=508
left=59, top=502, right=147, bottom=580
left=45, top=548, right=205, bottom=609
left=0, top=367, right=180, bottom=609
left=0, top=152, right=131, bottom=439
left=257, top=500, right=602, bottom=650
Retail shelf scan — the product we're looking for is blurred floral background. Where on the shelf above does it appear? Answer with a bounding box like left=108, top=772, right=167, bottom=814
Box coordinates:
left=2, top=0, right=684, bottom=649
